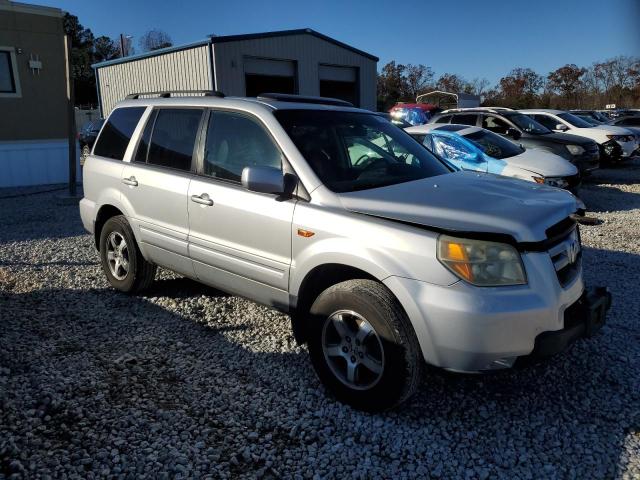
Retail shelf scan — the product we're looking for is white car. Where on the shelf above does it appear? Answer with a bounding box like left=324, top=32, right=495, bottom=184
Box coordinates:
left=520, top=109, right=636, bottom=162
left=405, top=124, right=581, bottom=192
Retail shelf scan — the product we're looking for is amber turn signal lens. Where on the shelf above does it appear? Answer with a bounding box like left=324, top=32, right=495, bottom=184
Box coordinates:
left=297, top=228, right=315, bottom=238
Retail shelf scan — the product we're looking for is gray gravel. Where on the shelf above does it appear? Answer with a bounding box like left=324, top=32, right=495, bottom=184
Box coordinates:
left=1, top=161, right=640, bottom=479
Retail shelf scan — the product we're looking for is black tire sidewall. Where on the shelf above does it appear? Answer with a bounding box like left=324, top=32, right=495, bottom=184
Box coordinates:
left=307, top=284, right=415, bottom=411
left=99, top=216, right=139, bottom=293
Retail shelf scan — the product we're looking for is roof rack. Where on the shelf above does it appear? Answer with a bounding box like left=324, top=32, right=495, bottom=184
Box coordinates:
left=440, top=107, right=514, bottom=114
left=257, top=93, right=353, bottom=107
left=125, top=90, right=225, bottom=100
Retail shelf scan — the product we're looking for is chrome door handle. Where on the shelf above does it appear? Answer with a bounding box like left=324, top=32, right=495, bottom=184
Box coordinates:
left=191, top=193, right=213, bottom=206
left=122, top=176, right=138, bottom=187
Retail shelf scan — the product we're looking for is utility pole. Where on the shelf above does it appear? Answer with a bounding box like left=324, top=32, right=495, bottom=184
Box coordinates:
left=120, top=33, right=126, bottom=57
left=64, top=34, right=77, bottom=197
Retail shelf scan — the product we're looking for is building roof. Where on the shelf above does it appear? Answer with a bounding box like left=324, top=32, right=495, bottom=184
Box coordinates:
left=0, top=0, right=63, bottom=17
left=93, top=28, right=378, bottom=69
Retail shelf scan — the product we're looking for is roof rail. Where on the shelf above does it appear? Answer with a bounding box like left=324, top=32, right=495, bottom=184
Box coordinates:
left=440, top=107, right=514, bottom=114
left=125, top=90, right=225, bottom=100
left=257, top=93, right=353, bottom=107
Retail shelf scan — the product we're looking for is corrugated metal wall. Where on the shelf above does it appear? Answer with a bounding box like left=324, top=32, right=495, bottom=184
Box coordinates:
left=213, top=35, right=377, bottom=110
left=97, top=45, right=212, bottom=115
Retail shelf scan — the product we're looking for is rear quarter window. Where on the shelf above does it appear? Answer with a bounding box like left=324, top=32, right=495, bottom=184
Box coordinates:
left=93, top=107, right=146, bottom=160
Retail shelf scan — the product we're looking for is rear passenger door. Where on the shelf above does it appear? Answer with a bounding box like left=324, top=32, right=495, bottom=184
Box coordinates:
left=187, top=110, right=295, bottom=309
left=122, top=107, right=204, bottom=277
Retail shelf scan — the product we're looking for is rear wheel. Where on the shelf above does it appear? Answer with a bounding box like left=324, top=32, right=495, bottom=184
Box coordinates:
left=307, top=279, right=423, bottom=411
left=99, top=215, right=156, bottom=293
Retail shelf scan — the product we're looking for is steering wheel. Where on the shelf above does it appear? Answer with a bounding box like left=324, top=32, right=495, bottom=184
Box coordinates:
left=354, top=154, right=371, bottom=166
left=356, top=158, right=387, bottom=178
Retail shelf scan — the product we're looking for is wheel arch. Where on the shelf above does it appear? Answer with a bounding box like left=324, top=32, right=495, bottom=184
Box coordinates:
left=290, top=263, right=382, bottom=345
left=94, top=204, right=125, bottom=249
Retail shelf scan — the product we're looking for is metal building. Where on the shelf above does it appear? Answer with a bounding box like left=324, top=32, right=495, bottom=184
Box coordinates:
left=93, top=28, right=378, bottom=116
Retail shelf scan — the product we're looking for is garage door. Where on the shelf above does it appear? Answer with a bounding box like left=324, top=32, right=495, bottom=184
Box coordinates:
left=319, top=65, right=358, bottom=106
left=244, top=57, right=297, bottom=97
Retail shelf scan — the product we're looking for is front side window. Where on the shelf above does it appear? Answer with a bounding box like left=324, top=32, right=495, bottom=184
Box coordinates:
left=481, top=115, right=513, bottom=135
left=146, top=109, right=203, bottom=171
left=275, top=110, right=450, bottom=193
left=558, top=112, right=592, bottom=128
left=505, top=113, right=550, bottom=134
left=203, top=111, right=282, bottom=182
left=0, top=50, right=17, bottom=94
left=532, top=114, right=561, bottom=131
left=464, top=130, right=524, bottom=159
left=93, top=107, right=146, bottom=160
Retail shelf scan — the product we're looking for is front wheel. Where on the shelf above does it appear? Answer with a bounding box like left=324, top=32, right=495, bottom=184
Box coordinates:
left=99, top=215, right=156, bottom=293
left=307, top=279, right=423, bottom=411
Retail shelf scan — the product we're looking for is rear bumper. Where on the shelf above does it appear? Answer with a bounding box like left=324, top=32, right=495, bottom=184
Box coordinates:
left=79, top=198, right=96, bottom=235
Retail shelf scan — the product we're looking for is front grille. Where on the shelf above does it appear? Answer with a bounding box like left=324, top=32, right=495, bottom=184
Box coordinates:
left=547, top=227, right=581, bottom=287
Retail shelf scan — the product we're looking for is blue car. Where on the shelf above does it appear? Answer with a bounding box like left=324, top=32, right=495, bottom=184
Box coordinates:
left=405, top=124, right=580, bottom=191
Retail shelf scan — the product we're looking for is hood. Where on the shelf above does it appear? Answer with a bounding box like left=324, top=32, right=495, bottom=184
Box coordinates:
left=526, top=131, right=595, bottom=146
left=339, top=171, right=578, bottom=243
left=594, top=124, right=636, bottom=138
left=503, top=149, right=578, bottom=177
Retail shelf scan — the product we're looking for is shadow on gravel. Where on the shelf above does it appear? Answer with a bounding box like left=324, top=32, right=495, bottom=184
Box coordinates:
left=581, top=183, right=640, bottom=213
left=0, top=247, right=638, bottom=478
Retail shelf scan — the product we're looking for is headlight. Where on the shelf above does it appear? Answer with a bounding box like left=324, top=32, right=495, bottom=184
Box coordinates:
left=531, top=176, right=569, bottom=188
left=566, top=144, right=585, bottom=155
left=607, top=134, right=632, bottom=142
left=437, top=235, right=527, bottom=286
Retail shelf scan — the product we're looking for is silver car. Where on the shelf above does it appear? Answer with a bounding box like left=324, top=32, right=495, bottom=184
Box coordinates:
left=80, top=92, right=610, bottom=411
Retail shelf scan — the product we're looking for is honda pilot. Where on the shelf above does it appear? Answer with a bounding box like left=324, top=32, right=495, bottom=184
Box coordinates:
left=80, top=92, right=611, bottom=411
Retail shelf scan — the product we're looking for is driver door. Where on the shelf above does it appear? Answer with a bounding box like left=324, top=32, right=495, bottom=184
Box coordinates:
left=431, top=135, right=487, bottom=172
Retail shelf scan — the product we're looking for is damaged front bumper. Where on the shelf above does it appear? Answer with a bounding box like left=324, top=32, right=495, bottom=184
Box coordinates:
left=515, top=286, right=612, bottom=366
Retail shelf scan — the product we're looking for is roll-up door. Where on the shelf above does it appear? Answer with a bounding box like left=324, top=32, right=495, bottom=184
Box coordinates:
left=244, top=57, right=297, bottom=97
left=319, top=65, right=358, bottom=106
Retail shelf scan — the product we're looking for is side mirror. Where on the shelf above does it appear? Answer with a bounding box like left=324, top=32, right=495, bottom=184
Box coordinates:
left=507, top=127, right=522, bottom=140
left=241, top=166, right=285, bottom=194
left=556, top=124, right=568, bottom=132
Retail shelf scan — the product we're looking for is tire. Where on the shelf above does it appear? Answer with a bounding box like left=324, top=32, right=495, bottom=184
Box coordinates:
left=307, top=279, right=423, bottom=411
left=99, top=215, right=156, bottom=293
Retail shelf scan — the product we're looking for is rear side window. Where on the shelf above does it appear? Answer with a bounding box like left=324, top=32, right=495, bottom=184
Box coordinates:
left=144, top=109, right=203, bottom=171
left=452, top=114, right=477, bottom=126
left=434, top=115, right=452, bottom=124
left=93, top=107, right=145, bottom=160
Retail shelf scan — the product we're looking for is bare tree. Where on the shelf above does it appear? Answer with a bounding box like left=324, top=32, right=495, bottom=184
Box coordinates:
left=403, top=64, right=434, bottom=100
left=139, top=29, right=173, bottom=52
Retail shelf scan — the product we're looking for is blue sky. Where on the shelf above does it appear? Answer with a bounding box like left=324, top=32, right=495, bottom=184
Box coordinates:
left=33, top=0, right=639, bottom=84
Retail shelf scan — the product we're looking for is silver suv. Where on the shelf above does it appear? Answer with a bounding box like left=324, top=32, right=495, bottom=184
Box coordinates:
left=80, top=92, right=610, bottom=411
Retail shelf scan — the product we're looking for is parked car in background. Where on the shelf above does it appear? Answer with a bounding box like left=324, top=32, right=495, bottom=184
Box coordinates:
left=376, top=112, right=412, bottom=128
left=521, top=109, right=635, bottom=163
left=572, top=111, right=640, bottom=155
left=78, top=119, right=105, bottom=164
left=429, top=108, right=600, bottom=176
left=389, top=103, right=435, bottom=126
left=80, top=92, right=610, bottom=411
left=406, top=124, right=580, bottom=192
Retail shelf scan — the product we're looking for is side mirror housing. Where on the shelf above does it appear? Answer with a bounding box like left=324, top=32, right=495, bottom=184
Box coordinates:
left=241, top=166, right=285, bottom=194
left=556, top=124, right=568, bottom=132
left=507, top=127, right=522, bottom=140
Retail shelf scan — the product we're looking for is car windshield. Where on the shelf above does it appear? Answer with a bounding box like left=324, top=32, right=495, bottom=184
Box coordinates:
left=575, top=114, right=601, bottom=126
left=275, top=110, right=451, bottom=193
left=463, top=129, right=524, bottom=159
left=558, top=112, right=593, bottom=128
left=506, top=113, right=550, bottom=134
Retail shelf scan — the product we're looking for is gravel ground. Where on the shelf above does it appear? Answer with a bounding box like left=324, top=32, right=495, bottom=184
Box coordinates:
left=1, top=161, right=639, bottom=479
